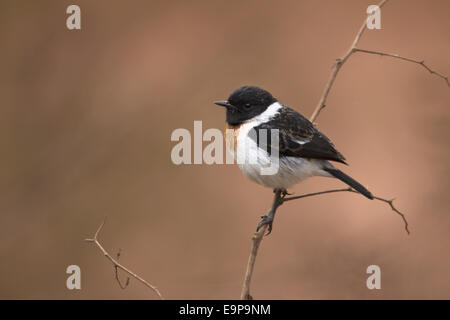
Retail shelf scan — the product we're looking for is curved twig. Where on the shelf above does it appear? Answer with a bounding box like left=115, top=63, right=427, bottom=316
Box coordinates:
left=309, top=0, right=449, bottom=123
left=310, top=0, right=390, bottom=123
left=241, top=186, right=409, bottom=299
left=283, top=187, right=410, bottom=235
left=239, top=0, right=447, bottom=300
left=85, top=219, right=164, bottom=299
left=352, top=48, right=450, bottom=87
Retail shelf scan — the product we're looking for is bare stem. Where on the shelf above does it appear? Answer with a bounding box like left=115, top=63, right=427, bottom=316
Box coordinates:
left=240, top=186, right=410, bottom=299
left=310, top=0, right=449, bottom=123
left=353, top=48, right=450, bottom=87
left=310, top=0, right=389, bottom=123
left=239, top=0, right=445, bottom=300
left=240, top=225, right=268, bottom=300
left=85, top=219, right=164, bottom=299
left=284, top=187, right=410, bottom=235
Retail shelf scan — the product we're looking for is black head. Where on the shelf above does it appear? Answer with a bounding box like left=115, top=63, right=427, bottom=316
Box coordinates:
left=214, top=86, right=277, bottom=126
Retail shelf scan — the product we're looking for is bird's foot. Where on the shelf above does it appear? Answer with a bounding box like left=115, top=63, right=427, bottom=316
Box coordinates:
left=280, top=189, right=293, bottom=197
left=257, top=215, right=274, bottom=236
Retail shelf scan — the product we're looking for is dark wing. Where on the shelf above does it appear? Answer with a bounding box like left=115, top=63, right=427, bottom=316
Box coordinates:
left=252, top=106, right=347, bottom=164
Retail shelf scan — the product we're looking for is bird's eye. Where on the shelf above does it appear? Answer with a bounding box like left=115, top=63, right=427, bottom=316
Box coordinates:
left=244, top=103, right=251, bottom=109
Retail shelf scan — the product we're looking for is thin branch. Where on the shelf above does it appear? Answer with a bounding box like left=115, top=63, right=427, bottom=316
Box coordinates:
left=282, top=187, right=353, bottom=202
left=310, top=0, right=450, bottom=122
left=85, top=219, right=164, bottom=299
left=114, top=265, right=130, bottom=289
left=240, top=187, right=410, bottom=300
left=310, top=0, right=389, bottom=123
left=240, top=225, right=268, bottom=300
left=353, top=48, right=450, bottom=87
left=284, top=187, right=410, bottom=235
left=241, top=0, right=437, bottom=300
left=114, top=249, right=130, bottom=289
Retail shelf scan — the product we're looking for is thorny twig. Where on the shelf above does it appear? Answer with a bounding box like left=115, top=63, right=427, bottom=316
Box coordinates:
left=241, top=0, right=448, bottom=300
left=85, top=219, right=163, bottom=299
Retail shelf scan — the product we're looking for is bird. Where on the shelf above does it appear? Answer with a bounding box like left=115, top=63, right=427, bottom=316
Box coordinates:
left=214, top=85, right=373, bottom=234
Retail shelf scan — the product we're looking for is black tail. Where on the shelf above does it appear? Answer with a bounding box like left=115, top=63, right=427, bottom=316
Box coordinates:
left=323, top=168, right=373, bottom=200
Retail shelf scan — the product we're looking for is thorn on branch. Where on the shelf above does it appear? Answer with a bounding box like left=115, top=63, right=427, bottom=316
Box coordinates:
left=115, top=265, right=130, bottom=289
left=372, top=195, right=410, bottom=235
left=310, top=0, right=448, bottom=123
left=114, top=249, right=130, bottom=289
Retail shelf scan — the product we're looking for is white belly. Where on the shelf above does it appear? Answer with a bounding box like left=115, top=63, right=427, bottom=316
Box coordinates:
left=237, top=147, right=327, bottom=189
left=232, top=127, right=327, bottom=190
left=226, top=102, right=330, bottom=189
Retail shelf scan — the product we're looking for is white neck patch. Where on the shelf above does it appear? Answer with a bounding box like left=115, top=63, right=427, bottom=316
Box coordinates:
left=249, top=102, right=282, bottom=126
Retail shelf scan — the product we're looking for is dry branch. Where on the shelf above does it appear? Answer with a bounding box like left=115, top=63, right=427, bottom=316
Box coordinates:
left=310, top=0, right=449, bottom=123
left=240, top=187, right=409, bottom=299
left=85, top=219, right=164, bottom=299
left=310, top=0, right=389, bottom=123
left=84, top=0, right=448, bottom=300
left=352, top=48, right=450, bottom=87
left=283, top=187, right=409, bottom=235
left=240, top=225, right=268, bottom=300
left=240, top=0, right=449, bottom=300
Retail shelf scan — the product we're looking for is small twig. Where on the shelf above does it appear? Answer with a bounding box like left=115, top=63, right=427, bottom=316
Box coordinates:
left=114, top=265, right=130, bottom=289
left=353, top=48, right=450, bottom=87
left=240, top=225, right=268, bottom=300
left=282, top=187, right=353, bottom=202
left=240, top=0, right=447, bottom=299
left=241, top=190, right=285, bottom=299
left=114, top=249, right=130, bottom=289
left=284, top=187, right=410, bottom=235
left=85, top=219, right=163, bottom=299
left=310, top=0, right=449, bottom=123
left=310, top=0, right=389, bottom=123
left=240, top=186, right=409, bottom=300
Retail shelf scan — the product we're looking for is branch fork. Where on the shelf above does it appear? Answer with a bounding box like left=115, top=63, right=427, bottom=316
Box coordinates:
left=241, top=0, right=448, bottom=300
left=85, top=219, right=164, bottom=300
left=86, top=0, right=448, bottom=300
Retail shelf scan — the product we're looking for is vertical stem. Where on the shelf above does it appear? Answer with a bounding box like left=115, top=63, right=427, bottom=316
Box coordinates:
left=241, top=190, right=283, bottom=300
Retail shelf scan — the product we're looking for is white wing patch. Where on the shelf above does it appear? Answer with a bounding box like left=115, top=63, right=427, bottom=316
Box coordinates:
left=294, top=139, right=309, bottom=145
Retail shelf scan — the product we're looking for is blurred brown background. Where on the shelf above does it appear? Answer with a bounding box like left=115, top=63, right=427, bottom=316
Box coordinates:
left=0, top=0, right=449, bottom=299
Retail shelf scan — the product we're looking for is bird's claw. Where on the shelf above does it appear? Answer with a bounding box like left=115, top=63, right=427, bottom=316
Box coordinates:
left=257, top=215, right=274, bottom=236
left=281, top=189, right=293, bottom=197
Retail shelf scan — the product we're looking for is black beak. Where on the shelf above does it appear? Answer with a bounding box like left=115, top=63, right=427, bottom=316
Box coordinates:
left=214, top=100, right=233, bottom=108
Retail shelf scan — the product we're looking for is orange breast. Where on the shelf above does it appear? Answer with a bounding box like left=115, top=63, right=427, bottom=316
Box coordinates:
left=225, top=123, right=241, bottom=154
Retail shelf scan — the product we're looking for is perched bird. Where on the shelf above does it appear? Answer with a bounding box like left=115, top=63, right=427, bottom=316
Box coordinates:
left=215, top=86, right=373, bottom=234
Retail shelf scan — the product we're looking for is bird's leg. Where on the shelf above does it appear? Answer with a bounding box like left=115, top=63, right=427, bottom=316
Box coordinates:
left=257, top=188, right=284, bottom=235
